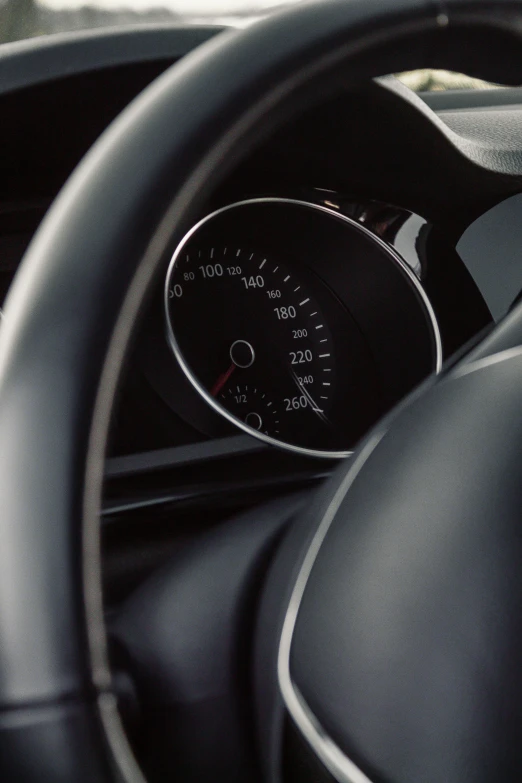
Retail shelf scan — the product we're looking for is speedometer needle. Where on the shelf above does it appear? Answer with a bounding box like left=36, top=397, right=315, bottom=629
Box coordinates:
left=211, top=363, right=236, bottom=397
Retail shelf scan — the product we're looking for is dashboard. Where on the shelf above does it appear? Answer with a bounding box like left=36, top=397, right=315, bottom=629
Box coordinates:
left=2, top=24, right=522, bottom=599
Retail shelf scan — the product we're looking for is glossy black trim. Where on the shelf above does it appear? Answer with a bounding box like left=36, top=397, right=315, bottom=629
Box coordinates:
left=105, top=433, right=264, bottom=478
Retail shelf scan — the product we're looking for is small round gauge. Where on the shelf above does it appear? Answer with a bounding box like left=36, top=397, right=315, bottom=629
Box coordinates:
left=164, top=199, right=442, bottom=456
left=219, top=384, right=279, bottom=436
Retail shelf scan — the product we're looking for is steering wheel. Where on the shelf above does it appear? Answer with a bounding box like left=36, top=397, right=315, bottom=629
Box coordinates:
left=3, top=1, right=522, bottom=781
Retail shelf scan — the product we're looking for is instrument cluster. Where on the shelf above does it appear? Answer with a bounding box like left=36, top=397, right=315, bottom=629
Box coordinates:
left=158, top=197, right=442, bottom=456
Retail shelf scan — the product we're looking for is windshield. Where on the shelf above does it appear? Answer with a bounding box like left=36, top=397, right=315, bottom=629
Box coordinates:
left=1, top=0, right=301, bottom=33
left=0, top=0, right=498, bottom=91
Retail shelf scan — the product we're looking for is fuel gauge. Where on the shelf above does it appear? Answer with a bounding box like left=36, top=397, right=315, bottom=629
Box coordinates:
left=219, top=385, right=279, bottom=437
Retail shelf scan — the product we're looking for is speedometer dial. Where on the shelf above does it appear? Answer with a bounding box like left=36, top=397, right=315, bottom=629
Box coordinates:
left=166, top=244, right=338, bottom=450
left=164, top=198, right=442, bottom=456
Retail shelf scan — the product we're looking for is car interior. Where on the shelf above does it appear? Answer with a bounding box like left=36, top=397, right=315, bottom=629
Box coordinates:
left=2, top=2, right=522, bottom=782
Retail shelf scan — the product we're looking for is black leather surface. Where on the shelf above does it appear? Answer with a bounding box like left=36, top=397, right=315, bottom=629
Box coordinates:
left=291, top=347, right=522, bottom=782
left=113, top=495, right=305, bottom=783
left=2, top=1, right=522, bottom=781
left=0, top=700, right=116, bottom=783
left=381, top=75, right=522, bottom=175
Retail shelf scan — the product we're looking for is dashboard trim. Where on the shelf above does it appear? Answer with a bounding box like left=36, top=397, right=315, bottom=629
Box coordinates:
left=105, top=433, right=265, bottom=478
left=0, top=25, right=225, bottom=98
left=164, top=197, right=443, bottom=459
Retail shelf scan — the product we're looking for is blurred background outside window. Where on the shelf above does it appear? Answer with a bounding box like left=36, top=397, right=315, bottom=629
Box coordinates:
left=0, top=0, right=500, bottom=91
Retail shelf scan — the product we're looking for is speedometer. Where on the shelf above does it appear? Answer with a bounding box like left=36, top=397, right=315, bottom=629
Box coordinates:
left=168, top=243, right=336, bottom=444
left=165, top=199, right=442, bottom=456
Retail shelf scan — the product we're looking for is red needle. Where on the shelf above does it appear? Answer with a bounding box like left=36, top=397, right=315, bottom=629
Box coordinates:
left=211, top=363, right=236, bottom=397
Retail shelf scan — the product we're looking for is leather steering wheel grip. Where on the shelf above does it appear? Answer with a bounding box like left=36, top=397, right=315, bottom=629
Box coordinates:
left=2, top=2, right=522, bottom=781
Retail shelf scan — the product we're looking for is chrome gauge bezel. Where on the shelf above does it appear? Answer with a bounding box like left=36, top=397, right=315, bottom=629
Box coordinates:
left=164, top=198, right=443, bottom=459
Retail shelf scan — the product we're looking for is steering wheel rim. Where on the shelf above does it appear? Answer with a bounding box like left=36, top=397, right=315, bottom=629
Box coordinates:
left=2, top=2, right=522, bottom=780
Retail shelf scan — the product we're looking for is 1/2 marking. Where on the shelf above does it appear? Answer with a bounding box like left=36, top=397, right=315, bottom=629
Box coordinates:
left=259, top=259, right=266, bottom=269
